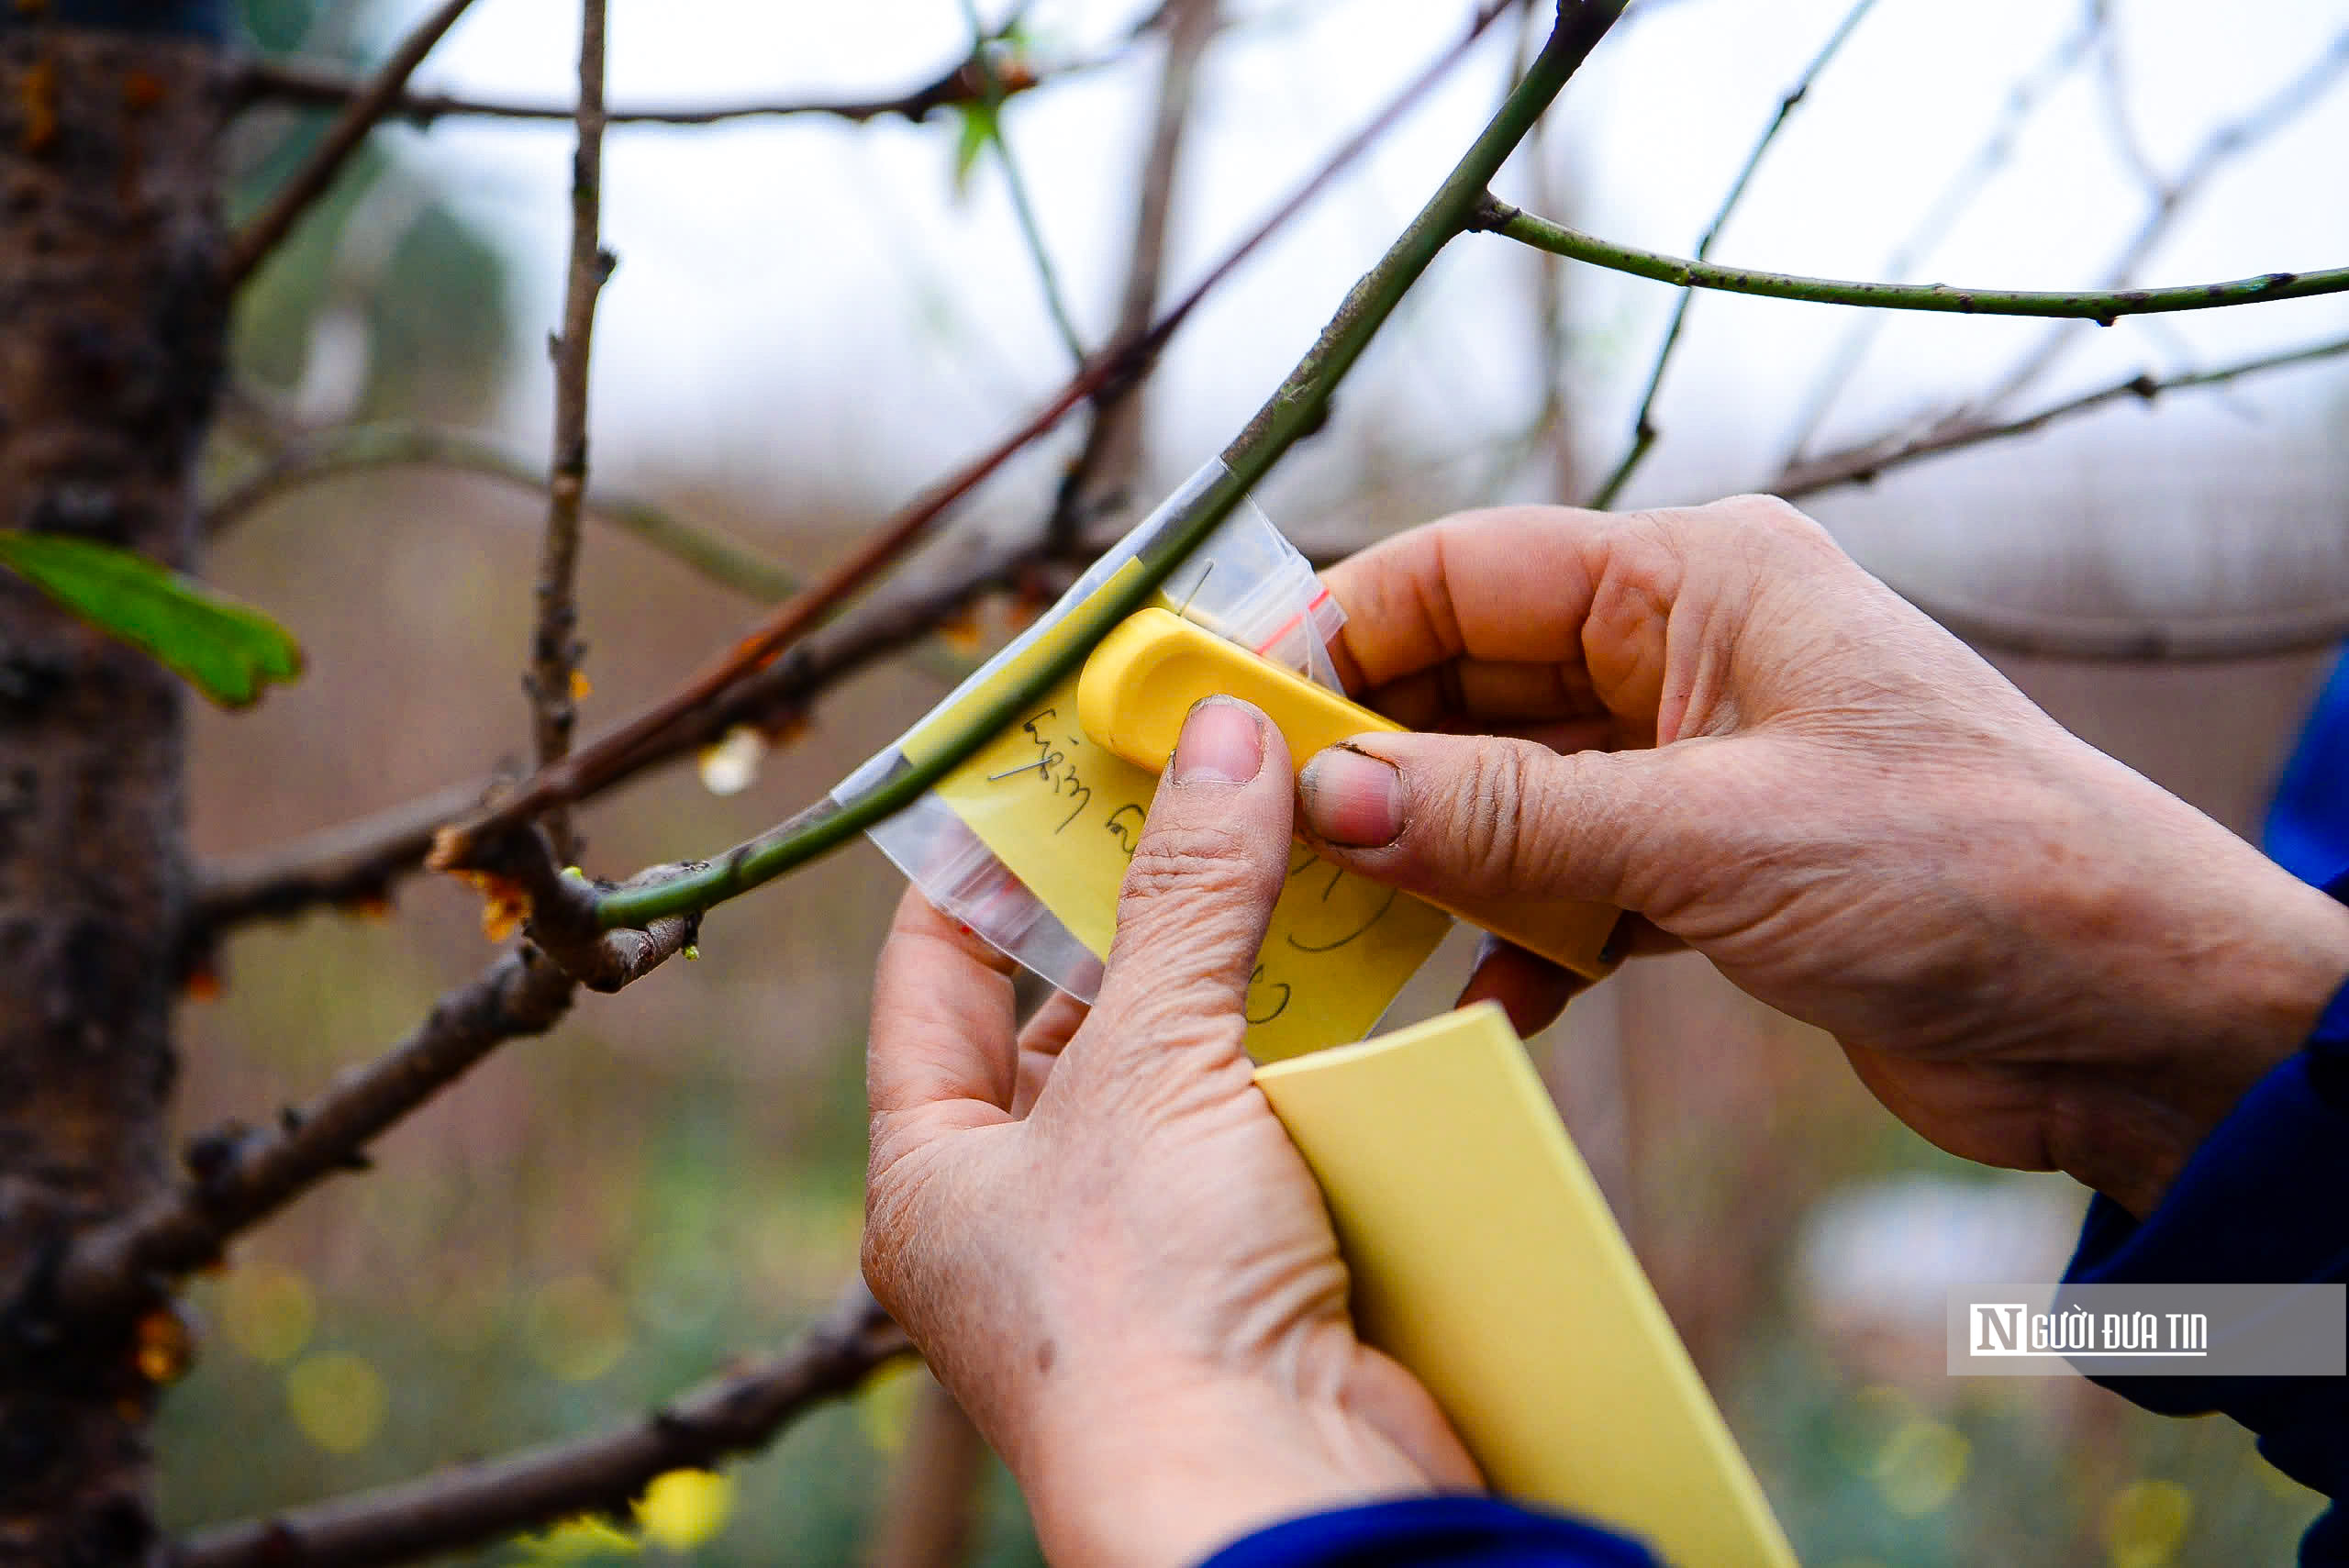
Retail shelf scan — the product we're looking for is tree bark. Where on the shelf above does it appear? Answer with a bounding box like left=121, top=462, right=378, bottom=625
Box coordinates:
left=0, top=11, right=227, bottom=1565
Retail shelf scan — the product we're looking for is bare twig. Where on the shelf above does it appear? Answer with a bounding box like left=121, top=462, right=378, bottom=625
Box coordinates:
left=179, top=1282, right=908, bottom=1568
left=1776, top=331, right=2349, bottom=498
left=232, top=42, right=1100, bottom=130
left=1779, top=1, right=2105, bottom=463
left=529, top=0, right=613, bottom=867
left=224, top=0, right=482, bottom=288
left=1050, top=0, right=1223, bottom=550
left=425, top=0, right=1531, bottom=881
left=1978, top=24, right=2349, bottom=410
left=1476, top=197, right=2349, bottom=320
left=1586, top=0, right=1878, bottom=507
left=59, top=947, right=577, bottom=1318
left=203, top=423, right=798, bottom=601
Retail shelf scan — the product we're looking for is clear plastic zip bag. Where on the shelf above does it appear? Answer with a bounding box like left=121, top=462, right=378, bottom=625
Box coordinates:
left=837, top=462, right=1344, bottom=1001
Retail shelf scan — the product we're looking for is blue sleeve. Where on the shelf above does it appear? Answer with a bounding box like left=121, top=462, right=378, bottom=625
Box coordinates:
left=2064, top=936, right=2349, bottom=1565
left=1197, top=1497, right=1655, bottom=1568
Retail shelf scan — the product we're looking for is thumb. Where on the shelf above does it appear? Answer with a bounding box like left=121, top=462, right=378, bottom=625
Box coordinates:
left=1297, top=732, right=1682, bottom=912
left=1085, top=696, right=1294, bottom=1069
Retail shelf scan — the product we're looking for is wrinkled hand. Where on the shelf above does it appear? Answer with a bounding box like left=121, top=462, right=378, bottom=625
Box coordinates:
left=864, top=697, right=1475, bottom=1568
left=1297, top=496, right=2349, bottom=1217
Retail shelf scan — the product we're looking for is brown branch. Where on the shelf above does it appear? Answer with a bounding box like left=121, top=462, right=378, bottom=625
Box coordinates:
left=223, top=0, right=483, bottom=288
left=190, top=537, right=1046, bottom=945
left=57, top=946, right=576, bottom=1319
left=178, top=1282, right=908, bottom=1568
left=231, top=45, right=1085, bottom=129
left=423, top=0, right=1520, bottom=881
left=1776, top=330, right=2349, bottom=499
left=529, top=0, right=613, bottom=867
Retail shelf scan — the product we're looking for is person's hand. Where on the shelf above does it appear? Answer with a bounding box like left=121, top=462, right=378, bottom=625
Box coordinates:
left=1297, top=495, right=2349, bottom=1218
left=863, top=697, right=1477, bottom=1568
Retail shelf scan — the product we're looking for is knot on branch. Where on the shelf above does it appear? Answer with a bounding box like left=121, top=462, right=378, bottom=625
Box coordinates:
left=453, top=825, right=701, bottom=992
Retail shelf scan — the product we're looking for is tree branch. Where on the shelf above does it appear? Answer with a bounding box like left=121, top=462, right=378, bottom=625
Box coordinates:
left=231, top=41, right=1098, bottom=129
left=1586, top=0, right=1878, bottom=507
left=223, top=0, right=483, bottom=289
left=203, top=423, right=799, bottom=602
left=57, top=947, right=576, bottom=1319
left=422, top=0, right=1531, bottom=883
left=1775, top=331, right=2349, bottom=500
left=1475, top=197, right=2349, bottom=320
left=529, top=0, right=613, bottom=867
left=583, top=0, right=1629, bottom=935
left=178, top=1282, right=908, bottom=1568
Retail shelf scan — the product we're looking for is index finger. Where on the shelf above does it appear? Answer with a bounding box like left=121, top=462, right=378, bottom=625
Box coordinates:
left=1322, top=506, right=1612, bottom=693
left=868, top=889, right=1021, bottom=1135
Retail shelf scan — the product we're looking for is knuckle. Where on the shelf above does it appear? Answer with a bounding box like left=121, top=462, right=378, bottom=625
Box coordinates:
left=1445, top=741, right=1535, bottom=887
left=1121, top=821, right=1279, bottom=912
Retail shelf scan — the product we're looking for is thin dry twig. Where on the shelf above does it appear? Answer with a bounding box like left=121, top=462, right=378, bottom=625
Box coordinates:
left=958, top=1, right=1089, bottom=369
left=1776, top=330, right=2349, bottom=501
left=178, top=1283, right=909, bottom=1568
left=1586, top=0, right=1879, bottom=506
left=424, top=0, right=1527, bottom=881
left=529, top=0, right=614, bottom=867
left=224, top=0, right=482, bottom=288
left=232, top=41, right=1096, bottom=129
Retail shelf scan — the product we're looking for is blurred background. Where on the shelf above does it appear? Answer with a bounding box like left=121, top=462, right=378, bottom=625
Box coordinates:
left=166, top=0, right=2349, bottom=1562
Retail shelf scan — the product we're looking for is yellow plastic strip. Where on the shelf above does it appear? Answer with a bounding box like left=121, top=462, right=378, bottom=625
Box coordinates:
left=1253, top=1002, right=1798, bottom=1567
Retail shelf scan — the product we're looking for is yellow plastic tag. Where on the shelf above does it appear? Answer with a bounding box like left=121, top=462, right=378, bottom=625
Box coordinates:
left=903, top=573, right=1451, bottom=1062
left=1255, top=1003, right=1798, bottom=1566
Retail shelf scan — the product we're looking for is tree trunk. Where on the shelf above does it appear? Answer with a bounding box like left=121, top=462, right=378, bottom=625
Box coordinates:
left=0, top=9, right=227, bottom=1565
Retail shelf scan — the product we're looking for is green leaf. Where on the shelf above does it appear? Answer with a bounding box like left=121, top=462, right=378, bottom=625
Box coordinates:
left=0, top=531, right=303, bottom=707
left=951, top=102, right=996, bottom=201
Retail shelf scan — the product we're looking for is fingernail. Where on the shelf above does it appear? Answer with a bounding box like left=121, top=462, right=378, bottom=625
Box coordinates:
left=1299, top=745, right=1402, bottom=846
left=1171, top=697, right=1264, bottom=784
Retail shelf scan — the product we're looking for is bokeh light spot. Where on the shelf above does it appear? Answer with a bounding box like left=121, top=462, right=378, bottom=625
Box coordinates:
left=1870, top=1417, right=1969, bottom=1518
left=220, top=1261, right=316, bottom=1365
left=2103, top=1479, right=2193, bottom=1568
left=285, top=1351, right=386, bottom=1454
left=518, top=1516, right=640, bottom=1562
left=636, top=1469, right=734, bottom=1551
left=857, top=1357, right=925, bottom=1455
left=527, top=1273, right=629, bottom=1385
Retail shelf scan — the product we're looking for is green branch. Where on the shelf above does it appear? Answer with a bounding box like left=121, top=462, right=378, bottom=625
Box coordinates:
left=1477, top=197, right=2349, bottom=322
left=593, top=0, right=1629, bottom=932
